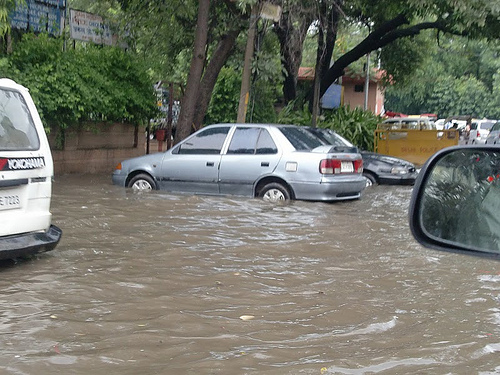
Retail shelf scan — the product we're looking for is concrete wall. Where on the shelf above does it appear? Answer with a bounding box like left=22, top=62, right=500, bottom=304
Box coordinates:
left=48, top=122, right=146, bottom=175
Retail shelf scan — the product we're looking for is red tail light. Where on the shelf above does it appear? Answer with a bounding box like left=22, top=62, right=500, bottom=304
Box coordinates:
left=477, top=131, right=481, bottom=138
left=354, top=159, right=363, bottom=173
left=320, top=159, right=363, bottom=174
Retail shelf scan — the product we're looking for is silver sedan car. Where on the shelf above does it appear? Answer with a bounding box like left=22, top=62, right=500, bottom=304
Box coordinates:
left=112, top=124, right=366, bottom=202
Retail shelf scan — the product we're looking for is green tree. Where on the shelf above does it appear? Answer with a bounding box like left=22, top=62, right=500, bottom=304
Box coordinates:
left=1, top=33, right=157, bottom=130
left=384, top=35, right=500, bottom=118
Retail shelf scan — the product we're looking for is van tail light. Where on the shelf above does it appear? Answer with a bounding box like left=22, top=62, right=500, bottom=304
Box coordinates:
left=320, top=159, right=363, bottom=174
left=477, top=131, right=481, bottom=138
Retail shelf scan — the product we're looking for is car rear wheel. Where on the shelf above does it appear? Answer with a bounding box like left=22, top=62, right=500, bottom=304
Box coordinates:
left=258, top=182, right=291, bottom=202
left=128, top=174, right=156, bottom=190
left=363, top=172, right=377, bottom=187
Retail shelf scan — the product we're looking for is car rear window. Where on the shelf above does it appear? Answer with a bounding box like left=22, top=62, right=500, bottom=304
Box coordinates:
left=481, top=121, right=495, bottom=130
left=0, top=88, right=40, bottom=151
left=278, top=126, right=323, bottom=150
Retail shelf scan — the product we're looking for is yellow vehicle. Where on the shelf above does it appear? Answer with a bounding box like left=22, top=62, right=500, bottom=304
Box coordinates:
left=375, top=116, right=458, bottom=166
left=379, top=116, right=436, bottom=131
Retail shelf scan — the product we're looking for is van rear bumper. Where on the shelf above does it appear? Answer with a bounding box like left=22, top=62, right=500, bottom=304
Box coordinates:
left=0, top=225, right=62, bottom=260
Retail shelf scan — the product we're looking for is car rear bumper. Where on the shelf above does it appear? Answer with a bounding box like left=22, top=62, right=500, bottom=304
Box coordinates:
left=0, top=225, right=62, bottom=260
left=291, top=177, right=366, bottom=201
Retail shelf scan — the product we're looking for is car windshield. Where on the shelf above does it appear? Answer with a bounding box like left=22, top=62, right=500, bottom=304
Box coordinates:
left=277, top=126, right=324, bottom=150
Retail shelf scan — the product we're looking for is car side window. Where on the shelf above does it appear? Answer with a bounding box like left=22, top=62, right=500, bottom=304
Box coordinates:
left=226, top=127, right=278, bottom=155
left=255, top=129, right=277, bottom=154
left=178, top=126, right=230, bottom=154
left=227, top=127, right=260, bottom=154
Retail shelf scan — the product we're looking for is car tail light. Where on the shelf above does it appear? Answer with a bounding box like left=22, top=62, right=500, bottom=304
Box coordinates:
left=320, top=159, right=363, bottom=174
left=115, top=163, right=122, bottom=170
left=477, top=131, right=481, bottom=138
left=353, top=159, right=363, bottom=173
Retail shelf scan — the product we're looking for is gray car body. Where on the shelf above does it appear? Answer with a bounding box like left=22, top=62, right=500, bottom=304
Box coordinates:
left=112, top=123, right=366, bottom=201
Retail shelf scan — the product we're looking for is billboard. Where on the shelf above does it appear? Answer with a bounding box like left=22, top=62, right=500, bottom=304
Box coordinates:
left=69, top=9, right=115, bottom=46
left=10, top=0, right=66, bottom=36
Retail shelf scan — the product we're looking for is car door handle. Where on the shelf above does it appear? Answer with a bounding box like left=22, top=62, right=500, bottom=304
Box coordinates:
left=206, top=162, right=215, bottom=167
left=261, top=162, right=270, bottom=167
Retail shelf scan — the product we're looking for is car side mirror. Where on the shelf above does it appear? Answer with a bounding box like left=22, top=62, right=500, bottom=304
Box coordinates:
left=409, top=146, right=500, bottom=258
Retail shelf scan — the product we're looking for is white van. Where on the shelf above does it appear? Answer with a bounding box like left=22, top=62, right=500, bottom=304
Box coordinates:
left=0, top=79, right=61, bottom=260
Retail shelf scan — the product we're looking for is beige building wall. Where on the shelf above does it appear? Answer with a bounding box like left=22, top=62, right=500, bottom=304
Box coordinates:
left=342, top=79, right=385, bottom=115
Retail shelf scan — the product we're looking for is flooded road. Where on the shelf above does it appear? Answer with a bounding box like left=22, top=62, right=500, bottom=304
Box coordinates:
left=1, top=174, right=499, bottom=374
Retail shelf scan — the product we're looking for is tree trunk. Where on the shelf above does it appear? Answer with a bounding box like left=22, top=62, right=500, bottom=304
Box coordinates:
left=192, top=28, right=241, bottom=130
left=311, top=1, right=327, bottom=125
left=174, top=0, right=210, bottom=144
left=274, top=9, right=314, bottom=104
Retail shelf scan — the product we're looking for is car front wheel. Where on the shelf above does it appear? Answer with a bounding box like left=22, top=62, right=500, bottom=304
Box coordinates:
left=258, top=182, right=291, bottom=202
left=128, top=174, right=156, bottom=190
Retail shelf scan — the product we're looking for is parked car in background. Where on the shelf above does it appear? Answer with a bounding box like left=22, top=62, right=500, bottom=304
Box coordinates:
left=484, top=121, right=500, bottom=144
left=0, top=78, right=62, bottom=260
left=305, top=127, right=418, bottom=187
left=466, top=119, right=496, bottom=144
left=112, top=124, right=366, bottom=202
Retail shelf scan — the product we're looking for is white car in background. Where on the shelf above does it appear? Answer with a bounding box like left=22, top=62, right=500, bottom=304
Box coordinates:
left=466, top=119, right=496, bottom=144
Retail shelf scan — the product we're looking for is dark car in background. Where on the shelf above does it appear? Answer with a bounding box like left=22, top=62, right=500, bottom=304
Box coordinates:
left=305, top=127, right=418, bottom=187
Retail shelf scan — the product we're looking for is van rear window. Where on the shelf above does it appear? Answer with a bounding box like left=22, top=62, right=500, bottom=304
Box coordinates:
left=0, top=89, right=40, bottom=151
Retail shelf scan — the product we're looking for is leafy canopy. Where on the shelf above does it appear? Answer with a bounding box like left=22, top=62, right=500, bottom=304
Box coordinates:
left=1, top=33, right=157, bottom=129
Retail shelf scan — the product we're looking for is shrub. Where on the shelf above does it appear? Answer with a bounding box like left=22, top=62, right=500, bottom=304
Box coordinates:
left=320, top=106, right=381, bottom=151
left=0, top=33, right=158, bottom=131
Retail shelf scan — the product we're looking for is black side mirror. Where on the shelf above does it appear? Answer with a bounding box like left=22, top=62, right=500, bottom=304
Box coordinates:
left=409, top=146, right=500, bottom=258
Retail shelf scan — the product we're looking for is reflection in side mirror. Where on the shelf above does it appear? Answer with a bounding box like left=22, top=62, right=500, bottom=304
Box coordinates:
left=409, top=146, right=500, bottom=257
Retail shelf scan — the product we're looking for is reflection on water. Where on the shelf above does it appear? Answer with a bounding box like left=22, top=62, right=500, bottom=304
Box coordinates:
left=0, top=174, right=499, bottom=374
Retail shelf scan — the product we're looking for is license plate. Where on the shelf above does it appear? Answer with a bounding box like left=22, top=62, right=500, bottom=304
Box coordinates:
left=0, top=194, right=21, bottom=210
left=341, top=161, right=354, bottom=173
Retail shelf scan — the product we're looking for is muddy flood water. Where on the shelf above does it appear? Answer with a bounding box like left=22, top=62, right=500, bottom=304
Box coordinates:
left=1, top=174, right=499, bottom=375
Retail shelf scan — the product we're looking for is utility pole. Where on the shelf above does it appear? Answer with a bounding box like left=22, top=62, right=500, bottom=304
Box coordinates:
left=237, top=5, right=259, bottom=123
left=364, top=52, right=370, bottom=111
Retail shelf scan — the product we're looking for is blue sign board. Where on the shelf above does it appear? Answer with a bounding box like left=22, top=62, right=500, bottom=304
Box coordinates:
left=10, top=0, right=66, bottom=36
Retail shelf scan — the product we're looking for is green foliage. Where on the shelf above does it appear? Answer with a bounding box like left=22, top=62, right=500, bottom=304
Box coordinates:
left=384, top=35, right=500, bottom=119
left=277, top=99, right=312, bottom=125
left=319, top=106, right=381, bottom=151
left=0, top=0, right=15, bottom=37
left=205, top=67, right=240, bottom=124
left=278, top=101, right=380, bottom=151
left=248, top=79, right=278, bottom=123
left=1, top=33, right=158, bottom=130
